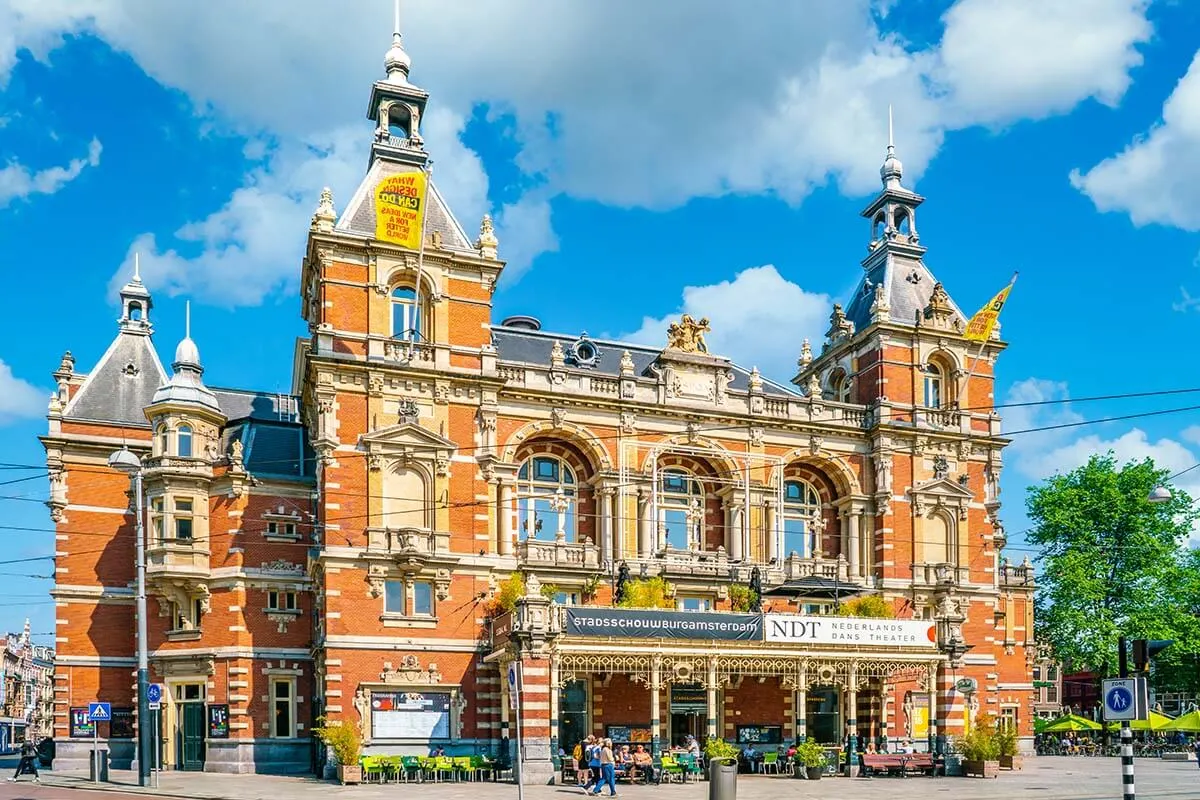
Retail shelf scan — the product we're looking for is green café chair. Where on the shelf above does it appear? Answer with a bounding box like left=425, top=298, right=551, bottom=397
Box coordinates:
left=400, top=755, right=423, bottom=782
left=452, top=755, right=474, bottom=781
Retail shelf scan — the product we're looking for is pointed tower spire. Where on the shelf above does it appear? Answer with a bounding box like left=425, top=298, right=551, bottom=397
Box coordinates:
left=881, top=104, right=904, bottom=191
left=118, top=254, right=153, bottom=334
left=151, top=300, right=221, bottom=414
left=384, top=0, right=412, bottom=85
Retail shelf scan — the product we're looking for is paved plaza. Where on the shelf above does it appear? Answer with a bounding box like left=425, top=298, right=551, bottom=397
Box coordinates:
left=0, top=758, right=1192, bottom=800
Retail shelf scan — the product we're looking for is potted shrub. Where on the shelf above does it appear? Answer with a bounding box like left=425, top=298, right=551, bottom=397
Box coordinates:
left=955, top=715, right=999, bottom=778
left=315, top=718, right=362, bottom=784
left=793, top=740, right=828, bottom=780
left=995, top=727, right=1022, bottom=770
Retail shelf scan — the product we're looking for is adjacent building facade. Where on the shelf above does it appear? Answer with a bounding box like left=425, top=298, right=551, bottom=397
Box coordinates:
left=44, top=21, right=1036, bottom=777
left=0, top=621, right=54, bottom=751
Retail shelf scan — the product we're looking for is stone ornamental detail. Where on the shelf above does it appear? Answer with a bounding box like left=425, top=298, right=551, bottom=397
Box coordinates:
left=380, top=654, right=442, bottom=685
left=476, top=213, right=499, bottom=260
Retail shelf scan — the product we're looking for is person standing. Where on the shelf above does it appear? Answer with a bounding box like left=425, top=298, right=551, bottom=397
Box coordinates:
left=592, top=738, right=617, bottom=797
left=583, top=736, right=602, bottom=793
left=8, top=738, right=40, bottom=783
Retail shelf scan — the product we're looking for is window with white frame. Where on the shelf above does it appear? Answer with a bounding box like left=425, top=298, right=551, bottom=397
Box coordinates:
left=155, top=424, right=168, bottom=456
left=659, top=468, right=703, bottom=551
left=518, top=455, right=576, bottom=541
left=390, top=286, right=423, bottom=341
left=677, top=596, right=712, bottom=612
left=173, top=497, right=194, bottom=541
left=268, top=590, right=297, bottom=611
left=150, top=497, right=165, bottom=543
left=266, top=521, right=298, bottom=538
left=177, top=424, right=193, bottom=457
left=782, top=479, right=820, bottom=558
left=413, top=581, right=434, bottom=616
left=831, top=369, right=852, bottom=403
left=270, top=678, right=295, bottom=738
left=999, top=706, right=1018, bottom=732
left=923, top=364, right=943, bottom=409
left=384, top=580, right=404, bottom=614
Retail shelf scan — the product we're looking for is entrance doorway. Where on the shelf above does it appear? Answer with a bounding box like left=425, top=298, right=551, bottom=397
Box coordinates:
left=669, top=711, right=704, bottom=747
left=806, top=687, right=841, bottom=745
left=668, top=684, right=708, bottom=747
left=559, top=680, right=588, bottom=752
left=172, top=683, right=205, bottom=771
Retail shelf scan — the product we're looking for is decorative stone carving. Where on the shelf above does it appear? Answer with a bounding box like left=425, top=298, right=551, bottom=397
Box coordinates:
left=870, top=282, right=890, bottom=319
left=267, top=612, right=296, bottom=633
left=825, top=304, right=855, bottom=344
left=353, top=687, right=370, bottom=736
left=262, top=559, right=302, bottom=573
left=798, top=338, right=813, bottom=369
left=312, top=186, right=336, bottom=232
left=932, top=455, right=949, bottom=480
left=619, top=411, right=637, bottom=435
left=230, top=439, right=244, bottom=467
left=749, top=427, right=764, bottom=447
left=368, top=453, right=383, bottom=472
left=685, top=421, right=700, bottom=443
left=434, top=568, right=452, bottom=601
left=549, top=340, right=566, bottom=369
left=550, top=407, right=567, bottom=428
left=619, top=350, right=635, bottom=376
left=397, top=399, right=420, bottom=424
left=748, top=367, right=763, bottom=392
left=381, top=655, right=442, bottom=685
left=924, top=282, right=955, bottom=328
left=665, top=315, right=711, bottom=354
left=476, top=213, right=499, bottom=260
left=366, top=563, right=388, bottom=598
left=809, top=435, right=823, bottom=455
left=805, top=372, right=821, bottom=399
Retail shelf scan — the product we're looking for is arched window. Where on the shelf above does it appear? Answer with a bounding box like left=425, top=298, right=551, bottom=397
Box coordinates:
left=782, top=479, right=821, bottom=558
left=830, top=369, right=852, bottom=404
left=893, top=208, right=911, bottom=236
left=391, top=286, right=423, bottom=341
left=177, top=425, right=193, bottom=458
left=518, top=456, right=576, bottom=541
left=659, top=468, right=703, bottom=551
left=156, top=424, right=168, bottom=456
left=129, top=302, right=143, bottom=321
left=387, top=105, right=411, bottom=140
left=923, top=364, right=943, bottom=409
left=872, top=212, right=886, bottom=240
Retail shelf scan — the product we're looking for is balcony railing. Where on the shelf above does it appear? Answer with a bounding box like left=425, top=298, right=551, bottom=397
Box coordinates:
left=1000, top=560, right=1036, bottom=587
left=517, top=537, right=600, bottom=569
left=780, top=553, right=853, bottom=583
left=365, top=527, right=450, bottom=556
left=383, top=339, right=435, bottom=365
left=912, top=561, right=971, bottom=586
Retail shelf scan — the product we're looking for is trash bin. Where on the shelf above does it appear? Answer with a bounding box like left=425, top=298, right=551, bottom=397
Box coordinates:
left=89, top=749, right=109, bottom=782
left=708, top=757, right=737, bottom=800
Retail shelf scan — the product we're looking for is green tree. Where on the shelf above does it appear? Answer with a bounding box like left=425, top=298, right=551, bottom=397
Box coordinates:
left=1027, top=454, right=1198, bottom=687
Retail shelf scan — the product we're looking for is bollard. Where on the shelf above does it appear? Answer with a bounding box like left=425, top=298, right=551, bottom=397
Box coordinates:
left=708, top=757, right=737, bottom=800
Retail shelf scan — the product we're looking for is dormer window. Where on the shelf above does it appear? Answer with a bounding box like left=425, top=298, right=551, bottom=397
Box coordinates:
left=177, top=425, right=193, bottom=458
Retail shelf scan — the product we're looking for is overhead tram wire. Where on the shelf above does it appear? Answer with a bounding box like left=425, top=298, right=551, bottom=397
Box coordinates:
left=2, top=384, right=1200, bottom=476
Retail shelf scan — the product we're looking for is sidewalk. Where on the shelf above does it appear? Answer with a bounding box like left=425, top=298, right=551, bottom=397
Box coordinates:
left=33, top=757, right=1200, bottom=800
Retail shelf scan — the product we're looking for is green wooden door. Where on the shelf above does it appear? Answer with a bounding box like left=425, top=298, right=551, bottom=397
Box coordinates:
left=179, top=704, right=205, bottom=771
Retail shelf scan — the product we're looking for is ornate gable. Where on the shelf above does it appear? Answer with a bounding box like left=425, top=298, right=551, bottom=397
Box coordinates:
left=359, top=422, right=456, bottom=474
left=908, top=474, right=974, bottom=520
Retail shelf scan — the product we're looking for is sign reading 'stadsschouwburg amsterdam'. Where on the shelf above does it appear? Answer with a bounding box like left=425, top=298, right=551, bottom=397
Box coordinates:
left=764, top=614, right=938, bottom=648
left=564, top=608, right=763, bottom=641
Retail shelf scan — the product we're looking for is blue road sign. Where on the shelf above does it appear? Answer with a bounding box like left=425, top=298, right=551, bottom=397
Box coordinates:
left=1102, top=678, right=1137, bottom=721
left=87, top=701, right=112, bottom=722
left=146, top=684, right=163, bottom=704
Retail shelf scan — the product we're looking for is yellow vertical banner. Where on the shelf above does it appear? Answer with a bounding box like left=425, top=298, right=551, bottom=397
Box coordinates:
left=374, top=171, right=428, bottom=249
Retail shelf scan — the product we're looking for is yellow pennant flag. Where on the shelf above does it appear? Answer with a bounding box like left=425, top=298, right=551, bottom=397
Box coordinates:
left=963, top=274, right=1017, bottom=342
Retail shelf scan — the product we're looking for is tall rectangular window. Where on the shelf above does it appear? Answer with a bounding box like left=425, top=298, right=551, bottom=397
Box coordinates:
left=174, top=498, right=194, bottom=540
left=413, top=581, right=433, bottom=616
left=268, top=591, right=297, bottom=611
left=150, top=497, right=164, bottom=543
left=384, top=580, right=404, bottom=614
left=271, top=679, right=294, bottom=738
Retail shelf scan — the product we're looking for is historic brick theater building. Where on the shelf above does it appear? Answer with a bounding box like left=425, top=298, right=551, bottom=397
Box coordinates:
left=43, top=19, right=1035, bottom=778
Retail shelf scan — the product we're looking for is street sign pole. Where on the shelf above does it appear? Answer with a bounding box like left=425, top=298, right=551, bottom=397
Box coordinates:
left=509, top=662, right=525, bottom=800
left=1118, top=637, right=1134, bottom=800
left=92, top=713, right=99, bottom=784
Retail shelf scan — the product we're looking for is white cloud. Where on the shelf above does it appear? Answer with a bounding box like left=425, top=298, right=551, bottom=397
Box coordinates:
left=0, top=359, right=44, bottom=423
left=1071, top=51, right=1200, bottom=230
left=0, top=137, right=100, bottom=208
left=621, top=265, right=831, bottom=383
left=934, top=0, right=1152, bottom=127
left=0, top=0, right=1158, bottom=301
left=1002, top=377, right=1200, bottom=540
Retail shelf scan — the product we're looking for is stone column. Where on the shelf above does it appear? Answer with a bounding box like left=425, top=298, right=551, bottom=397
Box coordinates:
left=499, top=481, right=514, bottom=556
left=599, top=488, right=614, bottom=565
left=847, top=511, right=861, bottom=580
left=515, top=653, right=555, bottom=784
left=549, top=654, right=560, bottom=757
left=764, top=500, right=778, bottom=564
left=638, top=489, right=653, bottom=557
left=650, top=656, right=663, bottom=756
left=729, top=506, right=744, bottom=562
left=846, top=667, right=860, bottom=776
left=706, top=657, right=719, bottom=741
left=796, top=670, right=808, bottom=742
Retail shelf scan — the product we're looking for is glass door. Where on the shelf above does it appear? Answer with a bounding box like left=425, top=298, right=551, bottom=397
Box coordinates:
left=806, top=687, right=841, bottom=745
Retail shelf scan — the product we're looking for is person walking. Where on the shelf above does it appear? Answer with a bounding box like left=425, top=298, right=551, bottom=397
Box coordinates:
left=592, top=738, right=617, bottom=797
left=8, top=738, right=40, bottom=783
left=582, top=736, right=602, bottom=793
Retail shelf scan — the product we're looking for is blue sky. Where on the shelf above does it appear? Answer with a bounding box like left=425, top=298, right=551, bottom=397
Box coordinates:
left=1, top=0, right=1199, bottom=642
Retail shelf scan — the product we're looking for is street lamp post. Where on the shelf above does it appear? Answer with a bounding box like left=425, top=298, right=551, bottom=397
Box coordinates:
left=108, top=446, right=149, bottom=787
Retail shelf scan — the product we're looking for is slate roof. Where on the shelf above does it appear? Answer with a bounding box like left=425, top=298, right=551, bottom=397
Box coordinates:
left=843, top=251, right=967, bottom=333
left=491, top=326, right=798, bottom=397
left=224, top=420, right=314, bottom=482
left=335, top=159, right=474, bottom=252
left=211, top=388, right=301, bottom=423
left=63, top=332, right=168, bottom=427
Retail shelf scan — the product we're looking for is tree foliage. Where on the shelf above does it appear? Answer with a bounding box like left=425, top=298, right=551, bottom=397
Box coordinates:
left=1027, top=454, right=1199, bottom=689
left=834, top=596, right=895, bottom=618
left=616, top=577, right=674, bottom=609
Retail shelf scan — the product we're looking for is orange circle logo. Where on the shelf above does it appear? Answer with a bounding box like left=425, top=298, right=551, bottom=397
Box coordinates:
left=926, top=625, right=937, bottom=642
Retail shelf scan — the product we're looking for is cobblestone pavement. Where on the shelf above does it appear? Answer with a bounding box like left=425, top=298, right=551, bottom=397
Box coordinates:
left=7, top=757, right=1196, bottom=800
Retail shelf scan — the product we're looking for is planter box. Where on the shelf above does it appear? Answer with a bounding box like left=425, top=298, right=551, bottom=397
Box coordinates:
left=962, top=759, right=999, bottom=778
left=805, top=766, right=824, bottom=780
left=999, top=755, right=1023, bottom=770
left=337, top=764, right=362, bottom=785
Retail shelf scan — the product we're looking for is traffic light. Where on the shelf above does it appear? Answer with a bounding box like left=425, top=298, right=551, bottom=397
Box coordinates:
left=1131, top=639, right=1174, bottom=674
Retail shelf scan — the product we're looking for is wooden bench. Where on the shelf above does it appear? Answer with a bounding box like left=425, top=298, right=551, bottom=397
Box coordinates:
left=861, top=753, right=937, bottom=777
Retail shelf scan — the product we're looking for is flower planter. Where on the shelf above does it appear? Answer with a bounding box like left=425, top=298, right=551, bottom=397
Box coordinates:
left=338, top=764, right=362, bottom=785
left=805, top=766, right=823, bottom=780
left=999, top=755, right=1023, bottom=770
left=962, top=759, right=999, bottom=778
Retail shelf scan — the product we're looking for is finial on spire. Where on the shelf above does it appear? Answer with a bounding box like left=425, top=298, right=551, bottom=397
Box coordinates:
left=185, top=300, right=191, bottom=340
left=312, top=186, right=337, bottom=232
left=476, top=213, right=499, bottom=260
left=384, top=0, right=412, bottom=83
left=880, top=105, right=904, bottom=190
left=133, top=252, right=141, bottom=282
